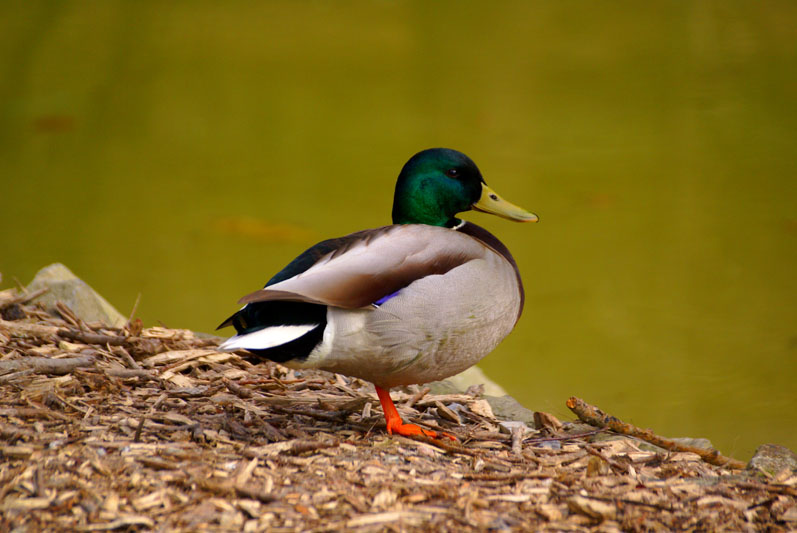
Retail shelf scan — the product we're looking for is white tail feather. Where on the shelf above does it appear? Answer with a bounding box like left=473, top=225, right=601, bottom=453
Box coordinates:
left=218, top=324, right=317, bottom=351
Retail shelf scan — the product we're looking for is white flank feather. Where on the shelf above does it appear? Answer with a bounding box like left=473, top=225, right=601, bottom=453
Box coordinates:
left=218, top=324, right=317, bottom=351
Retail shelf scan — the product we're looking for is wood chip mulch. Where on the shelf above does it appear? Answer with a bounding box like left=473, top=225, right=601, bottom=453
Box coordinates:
left=1, top=295, right=795, bottom=532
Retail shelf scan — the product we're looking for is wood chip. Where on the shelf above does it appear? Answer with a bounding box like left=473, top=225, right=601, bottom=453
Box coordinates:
left=81, top=515, right=155, bottom=530
left=434, top=401, right=461, bottom=424
left=1, top=497, right=54, bottom=511
left=568, top=495, right=617, bottom=520
left=1, top=445, right=35, bottom=459
left=468, top=399, right=495, bottom=419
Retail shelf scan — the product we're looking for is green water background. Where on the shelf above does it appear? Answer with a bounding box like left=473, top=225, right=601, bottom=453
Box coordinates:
left=1, top=2, right=795, bottom=459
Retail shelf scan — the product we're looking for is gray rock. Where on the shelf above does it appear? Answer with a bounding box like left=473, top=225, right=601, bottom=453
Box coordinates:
left=485, top=395, right=537, bottom=427
left=635, top=436, right=715, bottom=454
left=26, top=263, right=127, bottom=327
left=426, top=379, right=462, bottom=396
left=747, top=443, right=797, bottom=476
left=428, top=366, right=508, bottom=397
left=499, top=420, right=531, bottom=435
left=426, top=366, right=538, bottom=427
left=672, top=437, right=715, bottom=450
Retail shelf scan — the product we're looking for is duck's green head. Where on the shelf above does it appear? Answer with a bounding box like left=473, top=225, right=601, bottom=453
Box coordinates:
left=392, top=148, right=538, bottom=227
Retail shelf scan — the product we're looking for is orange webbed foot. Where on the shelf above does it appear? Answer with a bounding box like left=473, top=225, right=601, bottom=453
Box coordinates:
left=385, top=418, right=457, bottom=441
left=376, top=385, right=457, bottom=441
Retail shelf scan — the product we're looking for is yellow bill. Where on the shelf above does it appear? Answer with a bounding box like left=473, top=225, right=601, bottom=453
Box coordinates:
left=472, top=183, right=538, bottom=222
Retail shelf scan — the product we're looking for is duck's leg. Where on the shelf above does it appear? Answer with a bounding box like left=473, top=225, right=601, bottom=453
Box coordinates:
left=375, top=385, right=455, bottom=440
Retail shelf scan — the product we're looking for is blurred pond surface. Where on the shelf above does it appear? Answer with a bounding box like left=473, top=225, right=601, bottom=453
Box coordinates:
left=1, top=2, right=795, bottom=458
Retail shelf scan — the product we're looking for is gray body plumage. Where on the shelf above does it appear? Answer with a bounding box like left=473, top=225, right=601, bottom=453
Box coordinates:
left=224, top=224, right=523, bottom=388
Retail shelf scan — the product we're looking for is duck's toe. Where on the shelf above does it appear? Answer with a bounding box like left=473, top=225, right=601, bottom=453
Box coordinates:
left=385, top=418, right=457, bottom=441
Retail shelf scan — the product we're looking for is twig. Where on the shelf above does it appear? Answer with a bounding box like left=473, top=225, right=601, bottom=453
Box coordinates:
left=126, top=293, right=141, bottom=328
left=105, top=368, right=157, bottom=380
left=0, top=287, right=48, bottom=310
left=735, top=481, right=797, bottom=498
left=46, top=391, right=89, bottom=414
left=252, top=415, right=287, bottom=441
left=55, top=302, right=85, bottom=330
left=0, top=356, right=94, bottom=375
left=137, top=456, right=178, bottom=470
left=405, top=386, right=430, bottom=409
left=746, top=497, right=777, bottom=511
left=113, top=345, right=141, bottom=370
left=231, top=484, right=277, bottom=503
left=463, top=471, right=550, bottom=481
left=134, top=415, right=147, bottom=442
left=0, top=319, right=59, bottom=339
left=582, top=444, right=629, bottom=474
left=57, top=329, right=126, bottom=346
left=224, top=378, right=254, bottom=398
left=194, top=478, right=276, bottom=503
left=582, top=494, right=674, bottom=512
left=566, top=396, right=746, bottom=470
left=271, top=405, right=349, bottom=422
left=511, top=426, right=524, bottom=455
left=284, top=440, right=340, bottom=455
left=0, top=405, right=71, bottom=422
left=524, top=428, right=606, bottom=445
left=0, top=369, right=34, bottom=383
left=0, top=465, right=27, bottom=501
left=0, top=422, right=49, bottom=439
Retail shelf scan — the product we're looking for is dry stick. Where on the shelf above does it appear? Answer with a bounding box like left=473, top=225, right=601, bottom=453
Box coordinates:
left=105, top=368, right=157, bottom=380
left=566, top=396, right=746, bottom=470
left=0, top=287, right=48, bottom=310
left=126, top=293, right=142, bottom=328
left=735, top=480, right=797, bottom=498
left=463, top=471, right=554, bottom=482
left=405, top=386, right=431, bottom=409
left=583, top=494, right=674, bottom=512
left=134, top=415, right=147, bottom=442
left=0, top=465, right=27, bottom=502
left=114, top=345, right=141, bottom=370
left=55, top=301, right=84, bottom=330
left=194, top=478, right=276, bottom=503
left=283, top=440, right=340, bottom=455
left=1, top=405, right=71, bottom=422
left=510, top=426, right=524, bottom=455
left=582, top=443, right=628, bottom=474
left=524, top=428, right=606, bottom=445
left=0, top=356, right=94, bottom=375
left=224, top=377, right=254, bottom=398
left=57, top=328, right=126, bottom=346
left=0, top=369, right=34, bottom=384
left=252, top=416, right=287, bottom=442
left=0, top=319, right=59, bottom=339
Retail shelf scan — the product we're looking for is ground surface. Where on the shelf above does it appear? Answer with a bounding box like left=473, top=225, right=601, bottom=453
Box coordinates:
left=0, top=297, right=795, bottom=532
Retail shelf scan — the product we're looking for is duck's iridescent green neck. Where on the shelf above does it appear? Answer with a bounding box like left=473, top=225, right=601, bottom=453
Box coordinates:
left=391, top=180, right=465, bottom=227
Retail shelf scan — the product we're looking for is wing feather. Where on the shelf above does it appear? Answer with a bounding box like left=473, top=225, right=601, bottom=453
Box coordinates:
left=238, top=225, right=488, bottom=309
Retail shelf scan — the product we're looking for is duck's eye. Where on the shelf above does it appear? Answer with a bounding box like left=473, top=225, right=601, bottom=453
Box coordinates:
left=445, top=168, right=459, bottom=178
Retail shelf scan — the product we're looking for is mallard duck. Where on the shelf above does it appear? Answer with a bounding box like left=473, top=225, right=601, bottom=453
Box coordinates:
left=218, top=148, right=537, bottom=439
